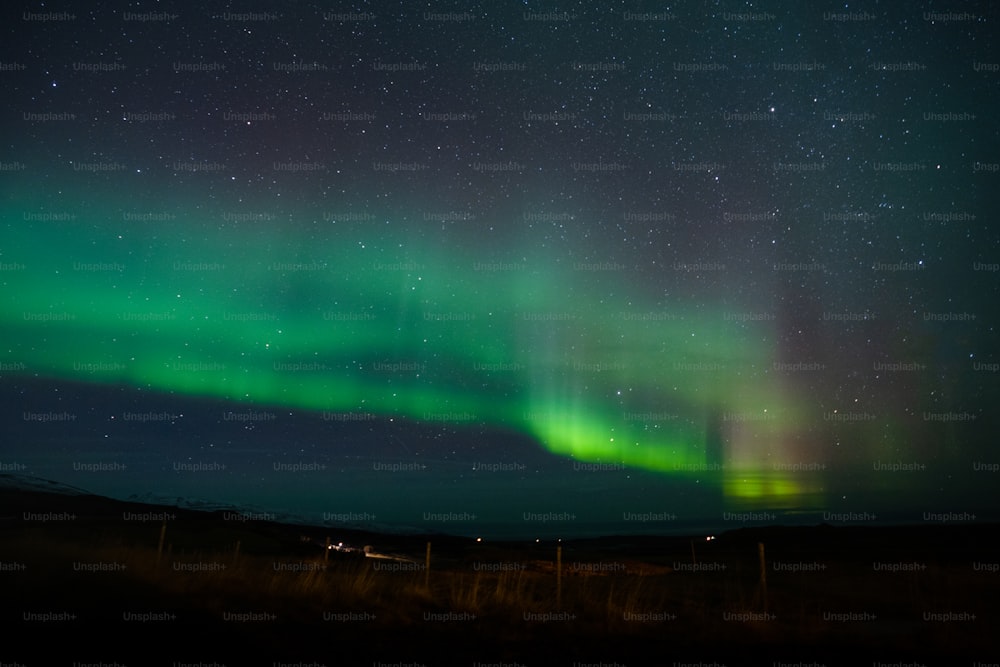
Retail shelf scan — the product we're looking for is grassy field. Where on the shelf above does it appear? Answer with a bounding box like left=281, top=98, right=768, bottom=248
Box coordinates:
left=1, top=488, right=996, bottom=664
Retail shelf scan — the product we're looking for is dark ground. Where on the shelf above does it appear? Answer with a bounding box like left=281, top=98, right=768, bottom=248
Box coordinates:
left=1, top=482, right=997, bottom=665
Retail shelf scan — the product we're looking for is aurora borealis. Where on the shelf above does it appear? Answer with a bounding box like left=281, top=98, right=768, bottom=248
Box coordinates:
left=1, top=2, right=998, bottom=537
left=3, top=190, right=822, bottom=515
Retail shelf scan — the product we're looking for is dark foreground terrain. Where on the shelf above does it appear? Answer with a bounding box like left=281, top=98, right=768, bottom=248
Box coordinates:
left=1, top=481, right=997, bottom=665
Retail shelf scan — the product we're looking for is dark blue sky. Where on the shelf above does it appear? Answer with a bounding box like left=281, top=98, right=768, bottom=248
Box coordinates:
left=1, top=1, right=998, bottom=538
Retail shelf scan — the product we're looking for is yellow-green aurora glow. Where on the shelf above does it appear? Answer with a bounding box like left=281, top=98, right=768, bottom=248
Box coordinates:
left=2, top=194, right=825, bottom=510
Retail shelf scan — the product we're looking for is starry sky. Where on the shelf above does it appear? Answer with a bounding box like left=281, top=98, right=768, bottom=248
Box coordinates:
left=1, top=1, right=998, bottom=538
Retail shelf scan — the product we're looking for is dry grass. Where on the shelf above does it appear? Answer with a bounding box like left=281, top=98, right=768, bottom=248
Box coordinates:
left=2, top=524, right=996, bottom=659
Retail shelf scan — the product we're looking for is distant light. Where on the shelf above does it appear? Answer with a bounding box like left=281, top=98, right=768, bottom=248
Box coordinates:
left=706, top=536, right=716, bottom=541
left=476, top=537, right=482, bottom=542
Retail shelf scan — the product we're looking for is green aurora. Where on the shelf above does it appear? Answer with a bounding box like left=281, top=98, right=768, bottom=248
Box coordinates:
left=2, top=192, right=826, bottom=508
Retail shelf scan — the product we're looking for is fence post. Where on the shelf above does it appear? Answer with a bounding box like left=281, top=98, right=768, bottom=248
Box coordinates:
left=425, top=541, right=431, bottom=588
left=758, top=541, right=768, bottom=612
left=156, top=521, right=167, bottom=565
left=556, top=543, right=562, bottom=607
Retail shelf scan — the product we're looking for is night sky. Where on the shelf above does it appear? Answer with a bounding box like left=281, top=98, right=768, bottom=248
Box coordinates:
left=2, top=1, right=998, bottom=538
